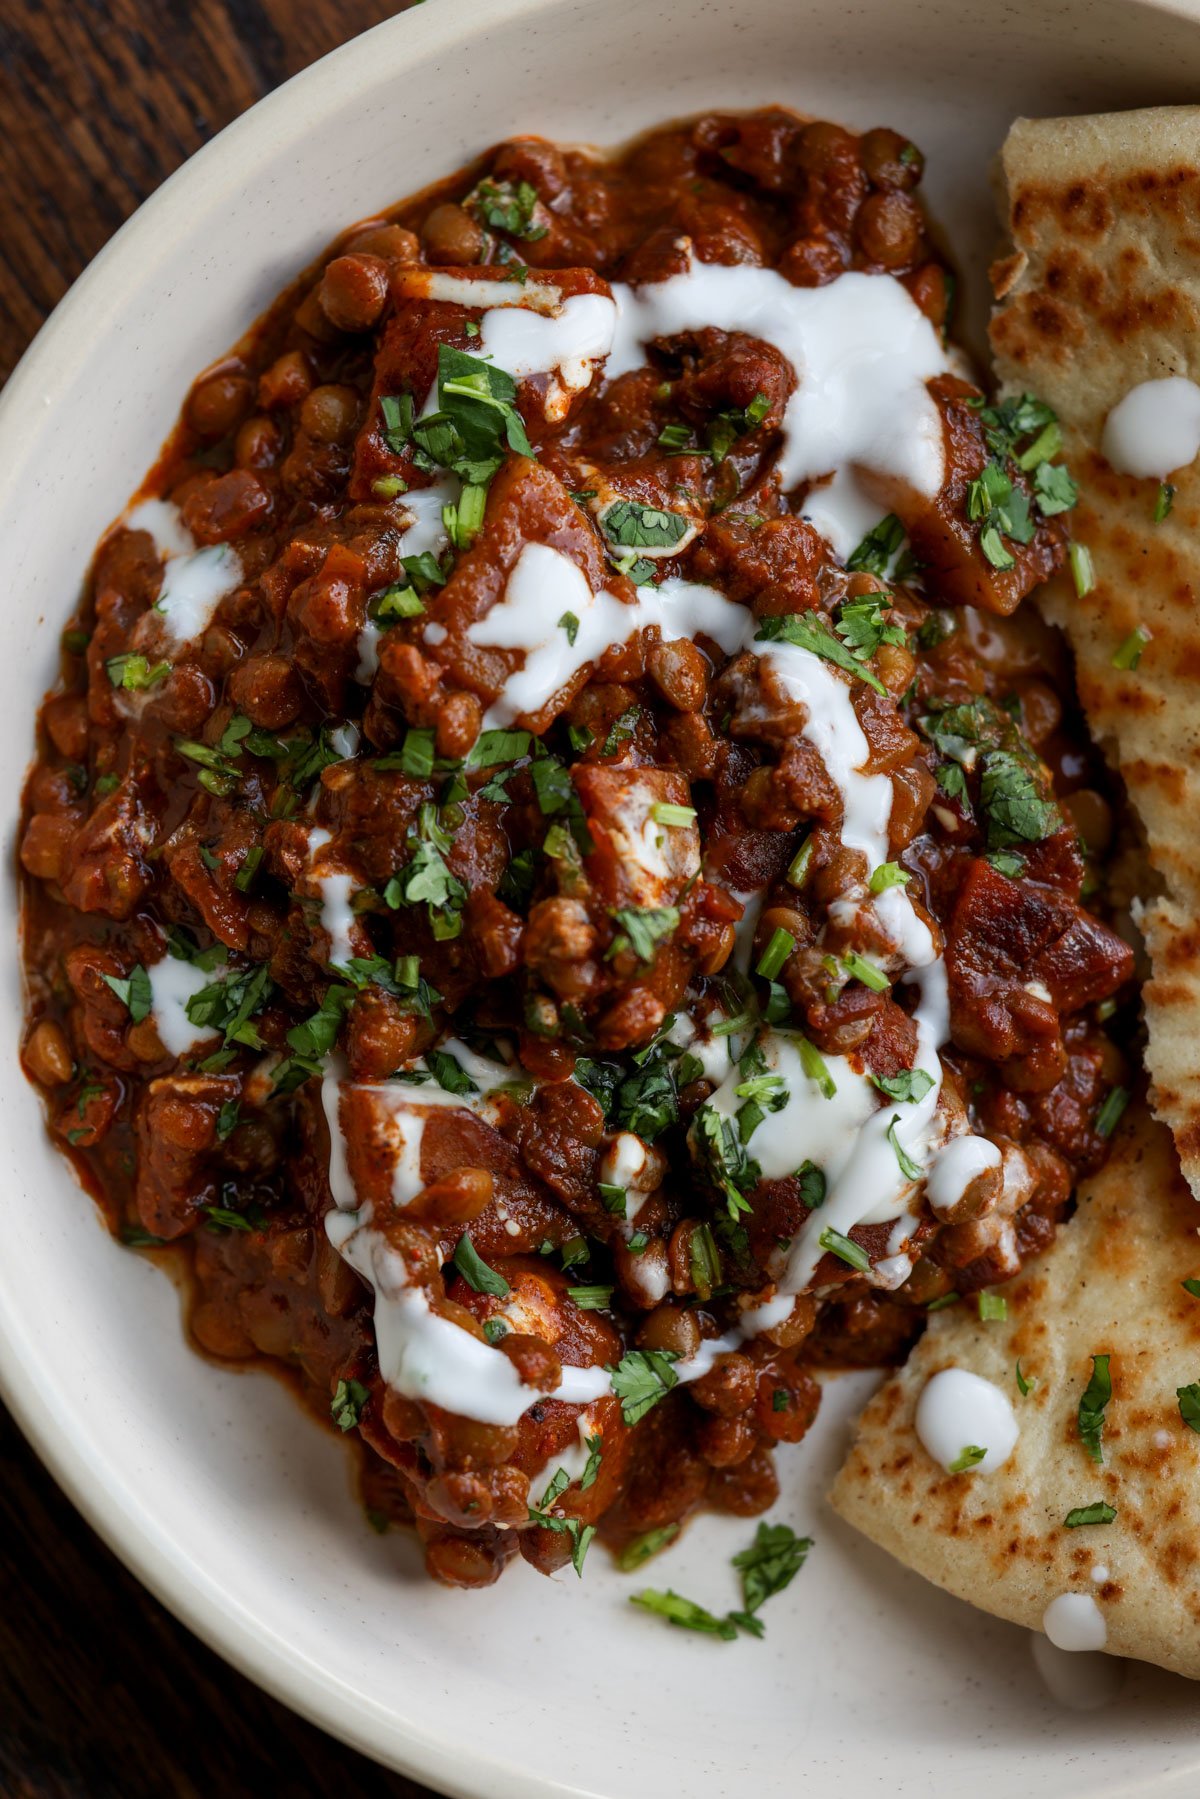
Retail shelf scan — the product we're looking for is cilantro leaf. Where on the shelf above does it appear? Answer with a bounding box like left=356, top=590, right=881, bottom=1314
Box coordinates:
left=331, top=1377, right=369, bottom=1432
left=185, top=962, right=273, bottom=1050
left=1064, top=1501, right=1117, bottom=1527
left=871, top=1069, right=934, bottom=1104
left=731, top=1522, right=813, bottom=1614
left=466, top=177, right=547, bottom=241
left=601, top=499, right=690, bottom=551
left=846, top=514, right=905, bottom=577
left=630, top=1589, right=738, bottom=1640
left=426, top=1048, right=478, bottom=1096
left=105, top=653, right=171, bottom=692
left=608, top=1348, right=680, bottom=1425
left=616, top=1524, right=679, bottom=1571
left=979, top=749, right=1060, bottom=847
left=100, top=964, right=153, bottom=1025
left=452, top=1234, right=510, bottom=1297
left=1177, top=1382, right=1200, bottom=1434
left=755, top=611, right=887, bottom=696
left=1078, top=1354, right=1112, bottom=1463
left=608, top=905, right=680, bottom=964
left=948, top=1444, right=987, bottom=1474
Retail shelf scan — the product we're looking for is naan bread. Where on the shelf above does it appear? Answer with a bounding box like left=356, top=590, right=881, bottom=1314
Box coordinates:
left=991, top=107, right=1200, bottom=1197
left=830, top=1104, right=1200, bottom=1680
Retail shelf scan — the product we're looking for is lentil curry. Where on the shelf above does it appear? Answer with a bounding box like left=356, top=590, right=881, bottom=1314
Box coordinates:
left=18, top=109, right=1134, bottom=1590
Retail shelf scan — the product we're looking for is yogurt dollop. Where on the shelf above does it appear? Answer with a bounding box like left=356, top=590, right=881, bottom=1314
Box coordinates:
left=1042, top=1592, right=1108, bottom=1653
left=1102, top=375, right=1200, bottom=479
left=914, top=1367, right=1019, bottom=1474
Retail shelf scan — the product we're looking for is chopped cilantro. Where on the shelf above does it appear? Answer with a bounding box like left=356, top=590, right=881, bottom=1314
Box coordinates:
left=1069, top=540, right=1095, bottom=598
left=1064, top=1501, right=1117, bottom=1527
left=835, top=593, right=906, bottom=663
left=732, top=1521, right=812, bottom=1613
left=601, top=499, right=690, bottom=551
left=427, top=1048, right=478, bottom=1096
left=755, top=928, right=795, bottom=981
left=1033, top=460, right=1078, bottom=515
left=846, top=513, right=905, bottom=577
left=979, top=749, right=1060, bottom=847
left=630, top=1589, right=738, bottom=1640
left=886, top=1115, right=922, bottom=1180
left=1078, top=1354, right=1112, bottom=1463
left=817, top=1227, right=869, bottom=1273
left=1094, top=1086, right=1129, bottom=1139
left=466, top=177, right=547, bottom=240
left=755, top=610, right=886, bottom=696
left=693, top=1103, right=759, bottom=1218
left=105, top=653, right=171, bottom=692
left=608, top=905, right=679, bottom=964
left=688, top=1222, right=722, bottom=1299
left=608, top=1348, right=680, bottom=1425
left=797, top=1161, right=826, bottom=1209
left=186, top=962, right=272, bottom=1051
left=451, top=1233, right=510, bottom=1297
left=1177, top=1383, right=1200, bottom=1434
left=616, top=1524, right=679, bottom=1572
left=566, top=1284, right=614, bottom=1310
left=1112, top=626, right=1151, bottom=672
left=100, top=964, right=153, bottom=1024
left=331, top=1377, right=368, bottom=1432
left=869, top=861, right=909, bottom=894
left=215, top=1099, right=241, bottom=1142
left=871, top=1068, right=934, bottom=1104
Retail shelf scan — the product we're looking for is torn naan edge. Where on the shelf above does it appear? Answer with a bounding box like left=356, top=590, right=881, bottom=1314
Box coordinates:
left=991, top=106, right=1200, bottom=1198
left=830, top=1105, right=1200, bottom=1680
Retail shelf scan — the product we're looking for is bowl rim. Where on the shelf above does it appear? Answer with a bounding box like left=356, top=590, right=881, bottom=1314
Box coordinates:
left=5, top=1, right=1200, bottom=1792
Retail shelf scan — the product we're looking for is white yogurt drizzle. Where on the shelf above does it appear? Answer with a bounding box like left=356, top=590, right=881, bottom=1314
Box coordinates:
left=1102, top=375, right=1200, bottom=479
left=306, top=827, right=358, bottom=971
left=146, top=953, right=221, bottom=1057
left=321, top=1055, right=613, bottom=1423
left=355, top=477, right=457, bottom=682
left=527, top=1407, right=602, bottom=1503
left=406, top=269, right=617, bottom=416
left=731, top=632, right=958, bottom=1290
left=125, top=499, right=243, bottom=651
left=926, top=1135, right=1002, bottom=1213
left=915, top=1367, right=1020, bottom=1474
left=607, top=250, right=953, bottom=558
left=461, top=543, right=746, bottom=727
left=318, top=255, right=1003, bottom=1423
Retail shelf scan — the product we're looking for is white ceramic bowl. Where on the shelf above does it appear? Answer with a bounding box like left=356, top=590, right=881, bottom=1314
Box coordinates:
left=5, top=2, right=1200, bottom=1793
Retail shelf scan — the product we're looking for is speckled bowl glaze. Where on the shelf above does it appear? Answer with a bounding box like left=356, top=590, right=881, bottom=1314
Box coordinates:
left=3, top=2, right=1200, bottom=1793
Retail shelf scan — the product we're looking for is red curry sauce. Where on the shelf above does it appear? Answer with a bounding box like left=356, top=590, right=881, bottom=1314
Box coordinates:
left=18, top=110, right=1133, bottom=1587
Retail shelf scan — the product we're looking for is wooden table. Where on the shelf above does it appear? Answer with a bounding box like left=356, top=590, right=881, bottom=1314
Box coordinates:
left=1, top=4, right=435, bottom=1792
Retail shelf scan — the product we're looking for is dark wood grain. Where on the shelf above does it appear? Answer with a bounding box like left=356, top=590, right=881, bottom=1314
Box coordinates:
left=0, top=3, right=436, bottom=1792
